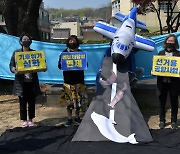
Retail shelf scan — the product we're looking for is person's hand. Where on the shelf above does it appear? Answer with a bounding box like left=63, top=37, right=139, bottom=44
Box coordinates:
left=14, top=69, right=19, bottom=74
left=12, top=67, right=18, bottom=74
left=151, top=70, right=154, bottom=76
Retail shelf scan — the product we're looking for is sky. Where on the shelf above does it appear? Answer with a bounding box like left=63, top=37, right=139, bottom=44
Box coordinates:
left=43, top=0, right=110, bottom=9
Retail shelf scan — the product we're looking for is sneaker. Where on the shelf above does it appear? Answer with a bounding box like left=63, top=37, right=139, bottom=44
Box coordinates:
left=74, top=117, right=82, bottom=124
left=159, top=121, right=165, bottom=129
left=22, top=121, right=28, bottom=128
left=28, top=121, right=34, bottom=127
left=65, top=119, right=73, bottom=127
left=171, top=122, right=177, bottom=130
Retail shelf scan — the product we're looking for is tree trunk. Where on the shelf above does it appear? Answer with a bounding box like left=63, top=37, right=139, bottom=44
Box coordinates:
left=1, top=0, right=42, bottom=40
left=166, top=1, right=180, bottom=33
left=174, top=13, right=180, bottom=32
left=3, top=0, right=19, bottom=36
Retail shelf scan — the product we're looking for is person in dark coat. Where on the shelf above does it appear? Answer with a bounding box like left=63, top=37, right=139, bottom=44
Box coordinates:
left=9, top=34, right=41, bottom=127
left=157, top=34, right=180, bottom=129
left=58, top=35, right=88, bottom=127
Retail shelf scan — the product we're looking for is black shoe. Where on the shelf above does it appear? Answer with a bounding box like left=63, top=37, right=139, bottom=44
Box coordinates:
left=159, top=121, right=165, bottom=129
left=171, top=122, right=177, bottom=130
left=74, top=117, right=82, bottom=124
left=65, top=119, right=73, bottom=127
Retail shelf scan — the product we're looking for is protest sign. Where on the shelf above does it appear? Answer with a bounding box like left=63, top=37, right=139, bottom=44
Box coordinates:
left=15, top=50, right=47, bottom=73
left=152, top=55, right=180, bottom=77
left=61, top=51, right=87, bottom=71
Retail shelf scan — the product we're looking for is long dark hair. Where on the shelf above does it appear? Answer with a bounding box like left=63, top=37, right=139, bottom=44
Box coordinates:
left=19, top=33, right=32, bottom=46
left=163, top=34, right=179, bottom=49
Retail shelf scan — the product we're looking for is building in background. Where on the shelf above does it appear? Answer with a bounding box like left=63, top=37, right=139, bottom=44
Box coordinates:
left=81, top=25, right=104, bottom=41
left=51, top=20, right=81, bottom=41
left=59, top=22, right=80, bottom=37
left=111, top=0, right=180, bottom=31
left=51, top=28, right=70, bottom=40
left=38, top=2, right=51, bottom=41
left=112, top=0, right=132, bottom=16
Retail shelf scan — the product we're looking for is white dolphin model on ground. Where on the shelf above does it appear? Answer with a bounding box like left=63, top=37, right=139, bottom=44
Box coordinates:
left=91, top=112, right=138, bottom=144
left=93, top=7, right=155, bottom=64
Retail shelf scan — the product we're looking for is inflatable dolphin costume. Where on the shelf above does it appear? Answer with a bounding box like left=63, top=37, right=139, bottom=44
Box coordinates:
left=72, top=7, right=155, bottom=144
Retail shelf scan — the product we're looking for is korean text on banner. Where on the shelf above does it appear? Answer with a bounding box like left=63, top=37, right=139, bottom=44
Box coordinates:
left=15, top=50, right=47, bottom=73
left=61, top=51, right=87, bottom=71
left=152, top=55, right=180, bottom=77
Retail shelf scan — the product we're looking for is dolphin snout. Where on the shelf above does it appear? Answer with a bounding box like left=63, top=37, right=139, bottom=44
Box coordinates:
left=112, top=53, right=126, bottom=64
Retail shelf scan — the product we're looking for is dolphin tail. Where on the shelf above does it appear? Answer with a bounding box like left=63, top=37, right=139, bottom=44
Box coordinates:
left=128, top=133, right=138, bottom=144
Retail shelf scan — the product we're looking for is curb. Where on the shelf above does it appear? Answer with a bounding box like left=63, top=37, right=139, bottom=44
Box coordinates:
left=0, top=98, right=18, bottom=104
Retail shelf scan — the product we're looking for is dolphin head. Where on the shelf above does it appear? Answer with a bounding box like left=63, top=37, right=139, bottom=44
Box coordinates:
left=111, top=15, right=135, bottom=64
left=91, top=112, right=100, bottom=124
left=111, top=35, right=133, bottom=64
left=91, top=112, right=109, bottom=124
left=112, top=53, right=126, bottom=64
left=91, top=112, right=97, bottom=119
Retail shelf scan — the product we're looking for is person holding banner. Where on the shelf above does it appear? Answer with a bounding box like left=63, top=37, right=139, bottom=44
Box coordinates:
left=157, top=34, right=180, bottom=129
left=9, top=34, right=41, bottom=128
left=58, top=35, right=88, bottom=127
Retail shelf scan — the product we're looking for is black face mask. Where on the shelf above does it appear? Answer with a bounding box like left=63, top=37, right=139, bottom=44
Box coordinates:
left=166, top=43, right=176, bottom=49
left=68, top=42, right=78, bottom=49
left=22, top=41, right=31, bottom=47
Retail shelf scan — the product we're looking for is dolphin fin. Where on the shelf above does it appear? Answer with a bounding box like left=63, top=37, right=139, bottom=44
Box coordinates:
left=127, top=133, right=138, bottom=144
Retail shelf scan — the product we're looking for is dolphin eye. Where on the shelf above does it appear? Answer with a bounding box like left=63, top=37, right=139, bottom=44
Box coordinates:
left=126, top=25, right=132, bottom=29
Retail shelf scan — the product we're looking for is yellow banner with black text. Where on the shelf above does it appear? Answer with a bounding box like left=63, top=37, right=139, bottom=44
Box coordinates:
left=15, top=50, right=47, bottom=73
left=152, top=55, right=180, bottom=77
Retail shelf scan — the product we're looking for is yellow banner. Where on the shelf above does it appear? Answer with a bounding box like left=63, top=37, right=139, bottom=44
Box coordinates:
left=152, top=55, right=180, bottom=77
left=15, top=50, right=47, bottom=73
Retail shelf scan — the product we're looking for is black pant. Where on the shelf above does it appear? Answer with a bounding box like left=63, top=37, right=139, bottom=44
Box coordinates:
left=19, top=82, right=35, bottom=120
left=159, top=82, right=179, bottom=123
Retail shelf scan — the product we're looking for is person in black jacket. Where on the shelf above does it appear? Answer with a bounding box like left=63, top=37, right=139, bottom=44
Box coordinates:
left=58, top=35, right=88, bottom=126
left=157, top=34, right=180, bottom=129
left=9, top=34, right=41, bottom=127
